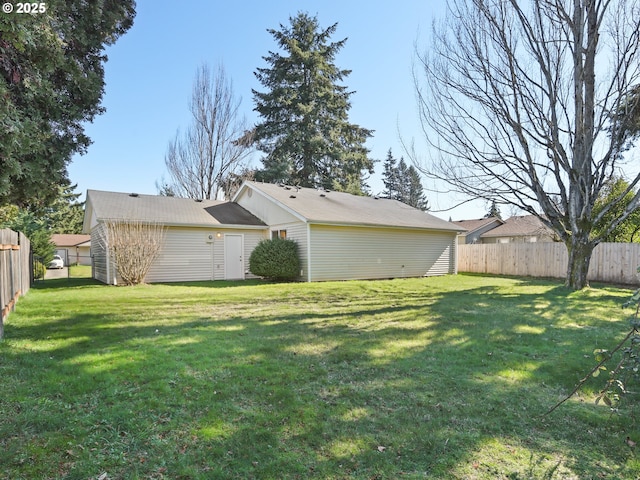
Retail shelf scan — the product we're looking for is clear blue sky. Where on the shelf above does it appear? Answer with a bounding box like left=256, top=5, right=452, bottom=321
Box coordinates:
left=68, top=0, right=488, bottom=220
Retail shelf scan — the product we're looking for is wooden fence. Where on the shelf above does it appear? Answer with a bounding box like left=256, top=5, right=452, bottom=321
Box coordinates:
left=1, top=228, right=31, bottom=338
left=458, top=242, right=640, bottom=285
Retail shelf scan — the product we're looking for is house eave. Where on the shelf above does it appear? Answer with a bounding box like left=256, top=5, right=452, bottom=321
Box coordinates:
left=306, top=220, right=461, bottom=233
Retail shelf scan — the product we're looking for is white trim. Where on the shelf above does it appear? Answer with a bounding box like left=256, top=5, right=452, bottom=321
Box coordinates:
left=236, top=183, right=308, bottom=223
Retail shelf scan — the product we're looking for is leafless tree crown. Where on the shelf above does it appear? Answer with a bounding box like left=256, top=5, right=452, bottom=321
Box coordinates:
left=415, top=0, right=640, bottom=241
left=415, top=0, right=640, bottom=288
left=164, top=63, right=252, bottom=200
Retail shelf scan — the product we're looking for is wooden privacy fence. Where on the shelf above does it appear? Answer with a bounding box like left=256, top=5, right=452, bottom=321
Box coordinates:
left=1, top=228, right=31, bottom=338
left=458, top=242, right=640, bottom=285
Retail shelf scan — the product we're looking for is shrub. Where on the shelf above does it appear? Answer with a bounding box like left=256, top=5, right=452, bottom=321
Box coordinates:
left=33, top=260, right=46, bottom=280
left=249, top=238, right=300, bottom=281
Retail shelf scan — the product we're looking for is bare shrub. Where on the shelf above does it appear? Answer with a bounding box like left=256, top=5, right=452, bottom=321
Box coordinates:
left=103, top=220, right=167, bottom=285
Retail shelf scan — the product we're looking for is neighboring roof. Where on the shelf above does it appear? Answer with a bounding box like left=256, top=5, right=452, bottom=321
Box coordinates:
left=240, top=181, right=463, bottom=232
left=453, top=217, right=503, bottom=235
left=51, top=234, right=91, bottom=247
left=86, top=190, right=266, bottom=228
left=480, top=215, right=552, bottom=238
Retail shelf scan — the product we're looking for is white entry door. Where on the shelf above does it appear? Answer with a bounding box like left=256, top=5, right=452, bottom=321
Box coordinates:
left=224, top=234, right=244, bottom=280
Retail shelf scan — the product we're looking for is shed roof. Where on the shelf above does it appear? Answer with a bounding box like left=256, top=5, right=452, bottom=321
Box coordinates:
left=241, top=181, right=462, bottom=232
left=86, top=190, right=266, bottom=228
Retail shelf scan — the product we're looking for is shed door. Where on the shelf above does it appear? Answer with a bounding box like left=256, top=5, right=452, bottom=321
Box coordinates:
left=224, top=234, right=244, bottom=280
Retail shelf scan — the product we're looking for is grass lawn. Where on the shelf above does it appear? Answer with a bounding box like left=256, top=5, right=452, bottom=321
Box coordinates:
left=1, top=274, right=639, bottom=479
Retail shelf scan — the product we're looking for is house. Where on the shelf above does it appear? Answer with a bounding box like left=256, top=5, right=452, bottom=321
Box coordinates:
left=453, top=217, right=503, bottom=244
left=51, top=234, right=92, bottom=265
left=234, top=182, right=462, bottom=282
left=83, top=182, right=463, bottom=284
left=83, top=190, right=266, bottom=284
left=478, top=215, right=555, bottom=243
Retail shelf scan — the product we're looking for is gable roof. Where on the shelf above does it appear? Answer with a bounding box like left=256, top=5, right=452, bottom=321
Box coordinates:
left=480, top=215, right=552, bottom=238
left=453, top=217, right=503, bottom=235
left=51, top=234, right=91, bottom=247
left=85, top=190, right=266, bottom=229
left=239, top=181, right=462, bottom=232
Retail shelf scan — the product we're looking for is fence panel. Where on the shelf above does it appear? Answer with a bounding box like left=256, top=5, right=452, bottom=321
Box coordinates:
left=0, top=228, right=31, bottom=338
left=458, top=242, right=640, bottom=285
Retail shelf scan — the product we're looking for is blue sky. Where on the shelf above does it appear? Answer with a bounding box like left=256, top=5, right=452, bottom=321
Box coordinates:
left=68, top=0, right=488, bottom=220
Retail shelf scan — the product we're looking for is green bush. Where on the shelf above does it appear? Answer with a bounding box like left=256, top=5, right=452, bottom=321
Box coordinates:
left=249, top=238, right=300, bottom=281
left=33, top=260, right=46, bottom=280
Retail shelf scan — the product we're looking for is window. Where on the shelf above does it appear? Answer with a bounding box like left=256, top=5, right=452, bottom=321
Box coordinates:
left=271, top=229, right=287, bottom=240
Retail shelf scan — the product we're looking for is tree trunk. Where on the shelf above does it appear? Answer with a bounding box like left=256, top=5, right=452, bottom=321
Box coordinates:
left=565, top=235, right=595, bottom=290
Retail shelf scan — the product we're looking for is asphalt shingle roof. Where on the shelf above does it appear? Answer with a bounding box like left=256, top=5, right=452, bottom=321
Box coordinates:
left=480, top=215, right=551, bottom=238
left=453, top=217, right=502, bottom=234
left=244, top=181, right=462, bottom=232
left=51, top=234, right=91, bottom=247
left=87, top=190, right=266, bottom=227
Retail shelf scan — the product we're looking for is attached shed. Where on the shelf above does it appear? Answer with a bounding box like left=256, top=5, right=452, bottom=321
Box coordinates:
left=83, top=190, right=267, bottom=284
left=234, top=182, right=462, bottom=282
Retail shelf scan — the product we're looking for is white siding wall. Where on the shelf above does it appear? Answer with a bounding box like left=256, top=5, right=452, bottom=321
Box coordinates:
left=91, top=225, right=267, bottom=284
left=213, top=229, right=267, bottom=280
left=145, top=228, right=216, bottom=283
left=90, top=223, right=109, bottom=284
left=145, top=227, right=267, bottom=283
left=309, top=225, right=457, bottom=281
left=236, top=189, right=300, bottom=225
left=265, top=222, right=309, bottom=280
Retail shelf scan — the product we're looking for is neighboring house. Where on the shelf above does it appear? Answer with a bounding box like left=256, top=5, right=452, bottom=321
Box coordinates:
left=51, top=234, right=91, bottom=265
left=83, top=181, right=463, bottom=284
left=479, top=215, right=556, bottom=243
left=453, top=217, right=503, bottom=244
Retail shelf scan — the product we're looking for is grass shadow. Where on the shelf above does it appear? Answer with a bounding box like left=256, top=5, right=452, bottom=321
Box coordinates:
left=1, top=274, right=638, bottom=478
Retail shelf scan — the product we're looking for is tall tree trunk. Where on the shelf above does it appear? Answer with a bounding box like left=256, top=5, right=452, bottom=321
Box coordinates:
left=565, top=233, right=595, bottom=289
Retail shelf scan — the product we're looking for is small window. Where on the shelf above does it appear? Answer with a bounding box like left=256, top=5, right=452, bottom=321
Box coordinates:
left=271, top=229, right=287, bottom=240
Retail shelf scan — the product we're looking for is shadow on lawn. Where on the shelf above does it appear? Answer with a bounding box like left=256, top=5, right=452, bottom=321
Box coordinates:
left=2, top=276, right=638, bottom=478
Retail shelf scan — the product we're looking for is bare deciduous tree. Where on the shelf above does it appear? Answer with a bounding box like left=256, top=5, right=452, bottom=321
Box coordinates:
left=102, top=220, right=166, bottom=285
left=414, top=0, right=640, bottom=289
left=164, top=63, right=252, bottom=200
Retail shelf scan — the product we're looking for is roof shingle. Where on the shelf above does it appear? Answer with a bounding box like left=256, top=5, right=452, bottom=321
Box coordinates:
left=244, top=181, right=461, bottom=232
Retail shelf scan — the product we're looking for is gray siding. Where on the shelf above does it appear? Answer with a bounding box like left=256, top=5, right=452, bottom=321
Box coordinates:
left=309, top=225, right=457, bottom=281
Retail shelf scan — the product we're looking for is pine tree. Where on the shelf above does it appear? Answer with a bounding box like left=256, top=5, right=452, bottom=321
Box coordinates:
left=252, top=12, right=373, bottom=192
left=406, top=165, right=430, bottom=211
left=381, top=149, right=399, bottom=199
left=380, top=150, right=429, bottom=210
left=486, top=200, right=502, bottom=220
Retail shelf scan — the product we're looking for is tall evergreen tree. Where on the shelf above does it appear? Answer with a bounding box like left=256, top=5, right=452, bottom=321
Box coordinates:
left=381, top=150, right=429, bottom=211
left=252, top=12, right=373, bottom=192
left=406, top=165, right=430, bottom=211
left=381, top=149, right=399, bottom=200
left=486, top=200, right=502, bottom=220
left=0, top=0, right=136, bottom=209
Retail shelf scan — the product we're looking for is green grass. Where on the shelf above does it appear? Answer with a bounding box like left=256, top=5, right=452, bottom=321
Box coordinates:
left=1, top=274, right=639, bottom=479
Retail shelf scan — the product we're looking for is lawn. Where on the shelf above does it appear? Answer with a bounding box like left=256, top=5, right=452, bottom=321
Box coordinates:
left=1, top=274, right=639, bottom=479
